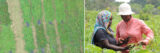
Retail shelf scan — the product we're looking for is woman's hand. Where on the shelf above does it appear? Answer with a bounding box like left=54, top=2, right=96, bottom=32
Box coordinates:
left=118, top=38, right=124, bottom=44
left=123, top=36, right=130, bottom=44
left=117, top=36, right=130, bottom=46
left=124, top=45, right=134, bottom=50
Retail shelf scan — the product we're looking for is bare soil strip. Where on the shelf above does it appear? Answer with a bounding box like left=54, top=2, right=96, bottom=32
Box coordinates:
left=53, top=19, right=62, bottom=53
left=6, top=0, right=27, bottom=53
left=27, top=0, right=39, bottom=52
left=80, top=40, right=83, bottom=53
left=31, top=23, right=39, bottom=53
left=40, top=0, right=51, bottom=53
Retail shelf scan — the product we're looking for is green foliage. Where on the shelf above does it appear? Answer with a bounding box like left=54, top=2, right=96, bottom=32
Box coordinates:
left=0, top=0, right=11, bottom=25
left=31, top=0, right=43, bottom=25
left=86, top=0, right=160, bottom=15
left=0, top=0, right=15, bottom=53
left=43, top=0, right=57, bottom=52
left=139, top=11, right=149, bottom=20
left=56, top=0, right=84, bottom=53
left=23, top=27, right=35, bottom=52
left=20, top=0, right=84, bottom=53
left=85, top=10, right=160, bottom=53
left=20, top=0, right=32, bottom=23
left=20, top=0, right=35, bottom=52
left=131, top=4, right=142, bottom=13
left=143, top=4, right=154, bottom=14
left=0, top=25, right=15, bottom=53
left=131, top=50, right=152, bottom=53
left=139, top=4, right=154, bottom=20
left=157, top=6, right=160, bottom=10
left=85, top=44, right=103, bottom=53
left=35, top=24, right=47, bottom=49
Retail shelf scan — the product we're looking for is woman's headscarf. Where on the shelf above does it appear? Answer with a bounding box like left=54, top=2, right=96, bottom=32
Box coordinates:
left=94, top=10, right=113, bottom=35
left=91, top=10, right=114, bottom=44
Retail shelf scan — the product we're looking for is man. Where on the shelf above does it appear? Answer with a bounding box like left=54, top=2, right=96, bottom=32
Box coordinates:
left=116, top=3, right=154, bottom=53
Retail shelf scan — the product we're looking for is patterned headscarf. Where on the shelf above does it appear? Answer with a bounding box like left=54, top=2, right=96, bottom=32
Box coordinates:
left=94, top=10, right=112, bottom=34
left=92, top=10, right=114, bottom=44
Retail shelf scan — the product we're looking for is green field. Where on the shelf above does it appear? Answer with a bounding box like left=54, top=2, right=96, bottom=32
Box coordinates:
left=0, top=0, right=84, bottom=53
left=85, top=10, right=160, bottom=53
left=0, top=0, right=15, bottom=53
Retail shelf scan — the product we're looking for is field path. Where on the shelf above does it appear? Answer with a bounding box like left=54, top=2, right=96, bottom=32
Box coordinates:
left=51, top=0, right=62, bottom=53
left=40, top=0, right=51, bottom=53
left=53, top=19, right=62, bottom=53
left=27, top=0, right=39, bottom=52
left=31, top=22, right=39, bottom=53
left=6, top=0, right=27, bottom=53
left=80, top=40, right=83, bottom=53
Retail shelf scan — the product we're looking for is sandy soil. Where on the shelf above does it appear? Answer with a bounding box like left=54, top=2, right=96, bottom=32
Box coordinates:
left=41, top=0, right=51, bottom=53
left=53, top=19, right=62, bottom=53
left=6, top=0, right=27, bottom=53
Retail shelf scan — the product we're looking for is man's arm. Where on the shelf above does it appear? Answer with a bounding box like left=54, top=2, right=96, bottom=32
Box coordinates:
left=141, top=20, right=154, bottom=45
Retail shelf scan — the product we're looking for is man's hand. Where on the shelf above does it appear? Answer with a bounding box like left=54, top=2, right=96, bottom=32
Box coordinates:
left=138, top=40, right=149, bottom=45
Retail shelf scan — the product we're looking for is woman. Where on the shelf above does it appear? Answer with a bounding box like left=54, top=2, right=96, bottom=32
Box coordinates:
left=116, top=3, right=154, bottom=53
left=91, top=10, right=131, bottom=51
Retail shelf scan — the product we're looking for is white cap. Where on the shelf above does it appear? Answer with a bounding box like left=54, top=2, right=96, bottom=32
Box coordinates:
left=118, top=3, right=134, bottom=15
left=115, top=0, right=130, bottom=3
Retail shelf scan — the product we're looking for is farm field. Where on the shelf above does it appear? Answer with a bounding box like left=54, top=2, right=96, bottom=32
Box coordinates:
left=0, top=0, right=84, bottom=53
left=85, top=10, right=160, bottom=53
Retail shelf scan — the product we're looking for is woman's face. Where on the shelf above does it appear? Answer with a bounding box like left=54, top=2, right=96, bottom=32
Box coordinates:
left=108, top=16, right=112, bottom=28
left=121, top=15, right=131, bottom=22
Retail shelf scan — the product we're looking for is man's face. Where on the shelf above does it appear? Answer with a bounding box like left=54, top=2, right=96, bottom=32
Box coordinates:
left=121, top=15, right=131, bottom=22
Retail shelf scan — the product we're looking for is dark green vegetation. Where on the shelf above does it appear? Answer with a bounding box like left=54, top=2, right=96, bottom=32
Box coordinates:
left=0, top=0, right=15, bottom=53
left=85, top=0, right=160, bottom=20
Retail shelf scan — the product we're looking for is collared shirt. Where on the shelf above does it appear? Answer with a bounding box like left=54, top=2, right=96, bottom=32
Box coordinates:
left=116, top=17, right=154, bottom=46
